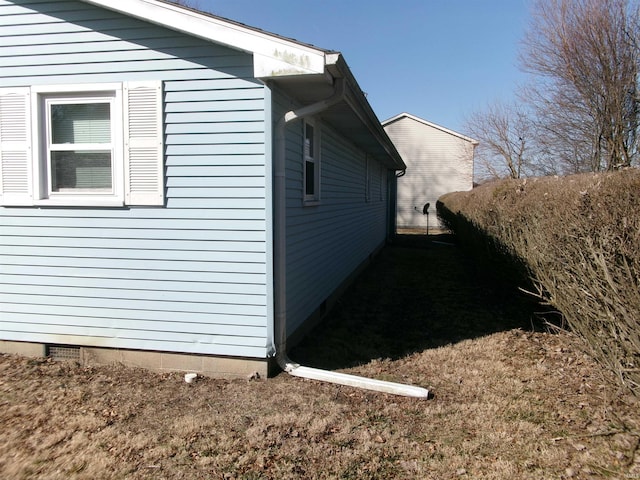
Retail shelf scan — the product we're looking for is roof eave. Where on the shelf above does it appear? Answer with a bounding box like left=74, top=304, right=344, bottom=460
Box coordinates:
left=326, top=55, right=406, bottom=170
left=80, top=0, right=327, bottom=77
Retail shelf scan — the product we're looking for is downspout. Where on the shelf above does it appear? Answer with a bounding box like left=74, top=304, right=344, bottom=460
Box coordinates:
left=273, top=78, right=429, bottom=398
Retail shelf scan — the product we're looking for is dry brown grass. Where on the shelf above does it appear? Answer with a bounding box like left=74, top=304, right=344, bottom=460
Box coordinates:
left=1, top=236, right=639, bottom=479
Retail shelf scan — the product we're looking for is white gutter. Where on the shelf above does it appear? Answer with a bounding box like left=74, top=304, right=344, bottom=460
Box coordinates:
left=273, top=78, right=430, bottom=399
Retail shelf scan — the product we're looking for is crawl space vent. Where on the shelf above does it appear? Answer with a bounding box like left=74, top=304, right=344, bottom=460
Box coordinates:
left=47, top=345, right=81, bottom=361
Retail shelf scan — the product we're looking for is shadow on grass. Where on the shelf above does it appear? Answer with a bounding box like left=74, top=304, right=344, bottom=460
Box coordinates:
left=290, top=233, right=546, bottom=371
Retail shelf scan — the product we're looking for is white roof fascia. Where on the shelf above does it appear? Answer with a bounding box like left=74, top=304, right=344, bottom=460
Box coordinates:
left=383, top=112, right=479, bottom=145
left=81, top=0, right=326, bottom=78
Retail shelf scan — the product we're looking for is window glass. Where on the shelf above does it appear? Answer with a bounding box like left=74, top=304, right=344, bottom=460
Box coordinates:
left=303, top=120, right=319, bottom=202
left=48, top=100, right=113, bottom=192
left=305, top=160, right=315, bottom=195
left=51, top=151, right=112, bottom=191
left=305, top=123, right=314, bottom=159
left=51, top=103, right=111, bottom=144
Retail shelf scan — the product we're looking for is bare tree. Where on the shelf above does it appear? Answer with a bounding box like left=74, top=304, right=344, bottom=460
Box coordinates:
left=524, top=83, right=601, bottom=174
left=521, top=0, right=640, bottom=172
left=466, top=102, right=534, bottom=180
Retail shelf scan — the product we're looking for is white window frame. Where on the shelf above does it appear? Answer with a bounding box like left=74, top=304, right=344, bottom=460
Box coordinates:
left=0, top=81, right=163, bottom=208
left=302, top=118, right=320, bottom=205
left=33, top=84, right=124, bottom=206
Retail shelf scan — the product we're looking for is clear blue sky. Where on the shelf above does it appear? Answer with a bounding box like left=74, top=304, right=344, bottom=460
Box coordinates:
left=193, top=0, right=530, bottom=136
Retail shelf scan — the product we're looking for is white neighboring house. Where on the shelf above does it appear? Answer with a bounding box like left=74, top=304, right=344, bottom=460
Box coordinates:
left=383, top=113, right=478, bottom=230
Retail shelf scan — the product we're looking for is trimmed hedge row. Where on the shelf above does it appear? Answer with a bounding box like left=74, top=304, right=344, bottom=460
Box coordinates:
left=437, top=171, right=640, bottom=396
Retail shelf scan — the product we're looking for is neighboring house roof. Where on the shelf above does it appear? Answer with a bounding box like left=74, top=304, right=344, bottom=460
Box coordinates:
left=81, top=0, right=405, bottom=170
left=382, top=112, right=479, bottom=146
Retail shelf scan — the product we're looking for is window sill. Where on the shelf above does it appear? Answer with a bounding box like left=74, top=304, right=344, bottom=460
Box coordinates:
left=33, top=198, right=125, bottom=208
left=303, top=199, right=321, bottom=207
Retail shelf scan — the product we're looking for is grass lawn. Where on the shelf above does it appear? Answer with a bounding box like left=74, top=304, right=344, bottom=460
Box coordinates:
left=1, top=233, right=638, bottom=479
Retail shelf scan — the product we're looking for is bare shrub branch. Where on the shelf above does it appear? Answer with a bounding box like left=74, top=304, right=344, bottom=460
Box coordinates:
left=438, top=170, right=640, bottom=396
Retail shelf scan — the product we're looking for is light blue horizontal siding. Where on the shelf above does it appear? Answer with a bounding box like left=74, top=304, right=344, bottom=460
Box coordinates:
left=165, top=90, right=266, bottom=102
left=166, top=187, right=265, bottom=199
left=1, top=226, right=266, bottom=241
left=0, top=274, right=267, bottom=295
left=166, top=154, right=265, bottom=166
left=2, top=300, right=267, bottom=324
left=165, top=122, right=265, bottom=135
left=1, top=216, right=266, bottom=229
left=2, top=256, right=266, bottom=275
left=1, top=245, right=265, bottom=263
left=166, top=111, right=266, bottom=124
left=167, top=177, right=265, bottom=188
left=165, top=144, right=265, bottom=155
left=0, top=0, right=271, bottom=358
left=0, top=236, right=266, bottom=252
left=0, top=322, right=265, bottom=358
left=3, top=49, right=250, bottom=69
left=4, top=59, right=253, bottom=79
left=0, top=36, right=236, bottom=57
left=165, top=198, right=266, bottom=209
left=2, top=284, right=266, bottom=308
left=0, top=206, right=267, bottom=219
left=166, top=165, right=265, bottom=176
left=2, top=265, right=265, bottom=291
left=165, top=100, right=263, bottom=114
left=275, top=91, right=390, bottom=336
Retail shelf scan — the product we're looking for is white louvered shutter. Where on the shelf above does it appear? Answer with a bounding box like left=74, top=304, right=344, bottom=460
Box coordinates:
left=0, top=88, right=32, bottom=206
left=123, top=81, right=164, bottom=206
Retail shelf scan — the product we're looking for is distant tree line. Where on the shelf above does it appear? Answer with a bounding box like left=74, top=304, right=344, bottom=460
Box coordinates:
left=468, top=0, right=640, bottom=181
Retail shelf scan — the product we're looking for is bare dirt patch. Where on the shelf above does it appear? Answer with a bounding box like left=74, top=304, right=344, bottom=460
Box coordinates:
left=1, top=234, right=639, bottom=479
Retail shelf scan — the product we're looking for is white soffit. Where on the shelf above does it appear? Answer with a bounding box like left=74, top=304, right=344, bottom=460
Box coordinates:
left=81, top=0, right=327, bottom=78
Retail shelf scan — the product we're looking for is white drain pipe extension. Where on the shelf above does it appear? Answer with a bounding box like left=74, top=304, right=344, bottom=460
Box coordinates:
left=273, top=77, right=429, bottom=399
left=284, top=361, right=431, bottom=398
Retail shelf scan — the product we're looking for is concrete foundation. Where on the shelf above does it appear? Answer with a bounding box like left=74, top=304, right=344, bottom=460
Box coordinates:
left=0, top=340, right=269, bottom=379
